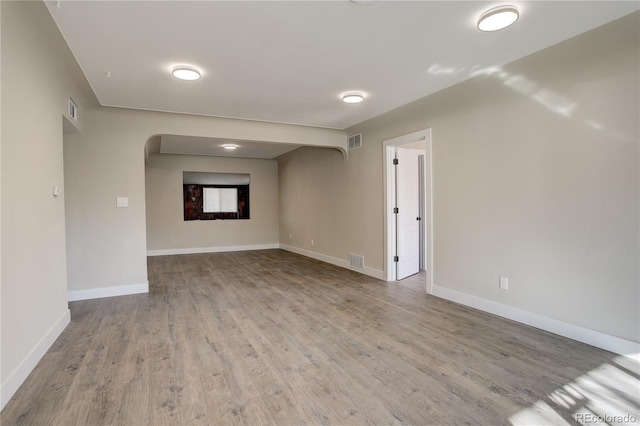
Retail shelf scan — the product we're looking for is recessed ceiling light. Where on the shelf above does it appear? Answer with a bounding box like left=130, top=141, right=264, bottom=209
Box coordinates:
left=342, top=92, right=365, bottom=104
left=222, top=144, right=238, bottom=150
left=477, top=5, right=519, bottom=32
left=172, top=65, right=201, bottom=81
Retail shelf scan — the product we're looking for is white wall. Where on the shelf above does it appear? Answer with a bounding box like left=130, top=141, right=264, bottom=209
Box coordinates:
left=0, top=1, right=96, bottom=408
left=63, top=97, right=346, bottom=295
left=1, top=0, right=346, bottom=403
left=277, top=146, right=383, bottom=272
left=0, top=0, right=3, bottom=406
left=146, top=154, right=279, bottom=254
left=278, top=13, right=639, bottom=347
left=2, top=3, right=637, bottom=409
left=1, top=4, right=3, bottom=398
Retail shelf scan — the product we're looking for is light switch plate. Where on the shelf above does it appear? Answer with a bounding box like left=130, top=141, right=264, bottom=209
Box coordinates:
left=499, top=276, right=509, bottom=290
left=116, top=197, right=128, bottom=207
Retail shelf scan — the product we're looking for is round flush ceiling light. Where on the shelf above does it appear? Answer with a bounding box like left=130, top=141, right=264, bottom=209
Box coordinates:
left=342, top=92, right=365, bottom=104
left=222, top=144, right=238, bottom=150
left=172, top=65, right=201, bottom=81
left=477, top=5, right=519, bottom=32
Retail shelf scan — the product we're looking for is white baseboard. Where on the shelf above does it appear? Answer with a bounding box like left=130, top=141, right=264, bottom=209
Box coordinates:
left=67, top=281, right=149, bottom=302
left=147, top=243, right=279, bottom=257
left=432, top=285, right=640, bottom=360
left=279, top=244, right=385, bottom=280
left=1, top=309, right=71, bottom=410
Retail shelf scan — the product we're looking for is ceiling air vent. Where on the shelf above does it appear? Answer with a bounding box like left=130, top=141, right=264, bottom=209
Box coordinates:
left=348, top=133, right=362, bottom=151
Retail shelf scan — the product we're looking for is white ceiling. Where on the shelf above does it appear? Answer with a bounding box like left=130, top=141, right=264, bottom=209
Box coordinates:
left=46, top=1, right=638, bottom=156
left=160, top=135, right=301, bottom=159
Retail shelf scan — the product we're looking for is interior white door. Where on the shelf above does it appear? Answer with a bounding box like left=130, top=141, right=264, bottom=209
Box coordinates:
left=396, top=147, right=421, bottom=280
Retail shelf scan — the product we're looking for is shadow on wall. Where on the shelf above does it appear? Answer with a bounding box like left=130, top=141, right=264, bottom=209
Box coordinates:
left=145, top=135, right=161, bottom=165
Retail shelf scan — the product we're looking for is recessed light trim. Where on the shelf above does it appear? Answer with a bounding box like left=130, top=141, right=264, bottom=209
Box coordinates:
left=342, top=92, right=365, bottom=104
left=172, top=65, right=201, bottom=81
left=477, top=5, right=519, bottom=32
left=222, top=144, right=239, bottom=150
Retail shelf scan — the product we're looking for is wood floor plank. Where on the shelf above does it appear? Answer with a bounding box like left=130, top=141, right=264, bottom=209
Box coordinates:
left=1, top=249, right=637, bottom=425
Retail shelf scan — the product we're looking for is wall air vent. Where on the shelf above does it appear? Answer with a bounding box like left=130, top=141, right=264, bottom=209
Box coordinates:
left=68, top=98, right=78, bottom=122
left=348, top=133, right=362, bottom=150
left=349, top=252, right=364, bottom=269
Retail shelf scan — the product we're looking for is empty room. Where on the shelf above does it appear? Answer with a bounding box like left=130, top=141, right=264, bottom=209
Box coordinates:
left=1, top=1, right=639, bottom=425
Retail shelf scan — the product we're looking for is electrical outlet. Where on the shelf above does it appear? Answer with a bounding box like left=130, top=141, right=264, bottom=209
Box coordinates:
left=289, top=233, right=292, bottom=239
left=499, top=276, right=509, bottom=290
left=311, top=239, right=314, bottom=246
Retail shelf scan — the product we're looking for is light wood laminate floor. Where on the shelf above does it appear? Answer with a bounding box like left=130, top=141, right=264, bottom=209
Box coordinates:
left=2, top=250, right=638, bottom=425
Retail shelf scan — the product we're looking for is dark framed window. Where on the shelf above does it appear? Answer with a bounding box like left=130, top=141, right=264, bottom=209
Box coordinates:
left=183, top=172, right=250, bottom=220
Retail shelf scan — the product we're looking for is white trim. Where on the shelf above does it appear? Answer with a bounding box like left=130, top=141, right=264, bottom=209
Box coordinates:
left=385, top=144, right=397, bottom=281
left=432, top=285, right=640, bottom=359
left=67, top=281, right=149, bottom=302
left=146, top=243, right=279, bottom=257
left=382, top=129, right=433, bottom=294
left=424, top=142, right=434, bottom=294
left=279, top=244, right=385, bottom=280
left=1, top=309, right=71, bottom=410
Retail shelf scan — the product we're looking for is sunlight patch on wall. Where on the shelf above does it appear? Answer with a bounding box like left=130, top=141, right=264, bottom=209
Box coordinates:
left=584, top=120, right=605, bottom=131
left=427, top=63, right=465, bottom=76
left=464, top=64, right=636, bottom=142
left=427, top=57, right=634, bottom=142
left=531, top=89, right=576, bottom=118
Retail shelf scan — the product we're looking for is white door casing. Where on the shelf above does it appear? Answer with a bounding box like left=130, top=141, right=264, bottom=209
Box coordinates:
left=382, top=128, right=433, bottom=294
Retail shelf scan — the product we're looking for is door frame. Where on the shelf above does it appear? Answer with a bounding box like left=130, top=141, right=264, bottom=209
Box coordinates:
left=383, top=129, right=433, bottom=294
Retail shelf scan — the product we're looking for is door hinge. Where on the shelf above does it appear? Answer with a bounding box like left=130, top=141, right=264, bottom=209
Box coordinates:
left=393, top=207, right=399, bottom=214
left=393, top=158, right=399, bottom=165
left=393, top=256, right=399, bottom=262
